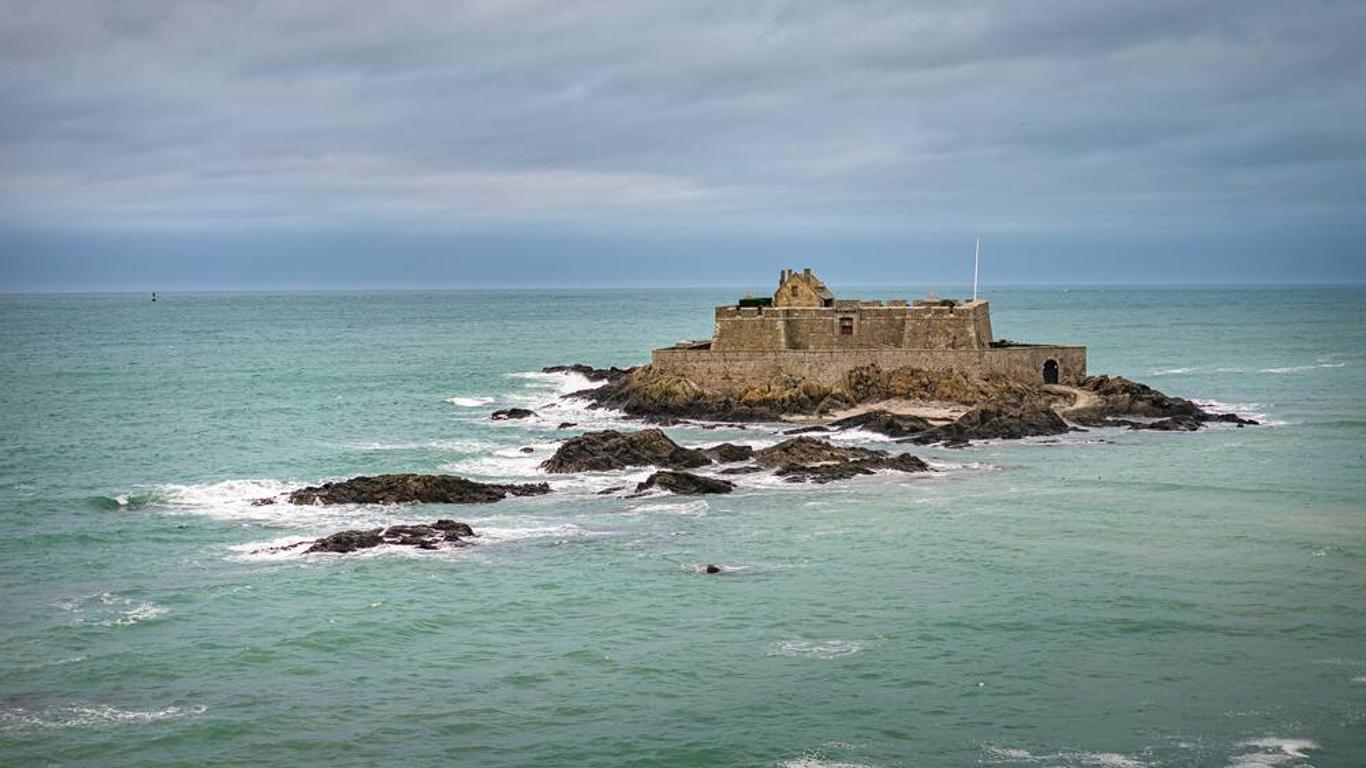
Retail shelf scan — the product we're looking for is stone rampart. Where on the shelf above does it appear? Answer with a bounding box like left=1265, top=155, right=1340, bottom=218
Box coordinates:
left=650, top=345, right=1087, bottom=391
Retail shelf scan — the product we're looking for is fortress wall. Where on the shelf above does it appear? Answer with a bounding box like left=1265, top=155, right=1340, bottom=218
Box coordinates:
left=650, top=345, right=1088, bottom=391
left=713, top=304, right=992, bottom=352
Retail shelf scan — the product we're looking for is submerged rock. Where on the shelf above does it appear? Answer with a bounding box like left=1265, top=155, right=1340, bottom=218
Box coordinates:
left=540, top=429, right=710, bottom=473
left=491, top=408, right=535, bottom=420
left=634, top=470, right=735, bottom=495
left=279, top=474, right=550, bottom=506
left=303, top=519, right=476, bottom=554
left=902, top=402, right=1070, bottom=445
left=703, top=564, right=722, bottom=574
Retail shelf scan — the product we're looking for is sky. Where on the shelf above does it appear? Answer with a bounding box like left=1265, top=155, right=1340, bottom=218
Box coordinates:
left=1, top=0, right=1364, bottom=290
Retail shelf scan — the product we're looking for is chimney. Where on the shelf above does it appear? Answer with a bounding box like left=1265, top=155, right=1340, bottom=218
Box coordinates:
left=803, top=267, right=812, bottom=278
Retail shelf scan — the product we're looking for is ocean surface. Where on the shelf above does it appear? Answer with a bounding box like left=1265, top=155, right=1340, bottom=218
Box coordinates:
left=1, top=286, right=1363, bottom=768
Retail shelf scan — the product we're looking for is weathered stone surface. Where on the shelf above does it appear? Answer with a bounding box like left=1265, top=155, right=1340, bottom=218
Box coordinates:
left=777, top=453, right=931, bottom=484
left=541, top=364, right=631, bottom=382
left=703, top=442, right=754, bottom=463
left=752, top=437, right=930, bottom=484
left=491, top=408, right=535, bottom=420
left=902, top=402, right=1070, bottom=445
left=828, top=410, right=934, bottom=437
left=279, top=474, right=550, bottom=506
left=302, top=519, right=476, bottom=554
left=540, top=429, right=711, bottom=473
left=634, top=470, right=735, bottom=495
left=753, top=437, right=887, bottom=468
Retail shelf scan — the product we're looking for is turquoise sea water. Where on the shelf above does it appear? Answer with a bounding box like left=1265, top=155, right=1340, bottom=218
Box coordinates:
left=1, top=286, right=1363, bottom=768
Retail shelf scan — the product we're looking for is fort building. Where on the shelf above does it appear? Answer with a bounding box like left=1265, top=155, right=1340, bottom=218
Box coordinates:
left=651, top=268, right=1086, bottom=390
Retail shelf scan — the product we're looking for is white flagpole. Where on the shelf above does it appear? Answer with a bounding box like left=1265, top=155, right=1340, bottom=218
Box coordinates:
left=972, top=237, right=980, bottom=301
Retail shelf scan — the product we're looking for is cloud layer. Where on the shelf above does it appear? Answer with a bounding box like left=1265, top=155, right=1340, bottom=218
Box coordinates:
left=1, top=1, right=1363, bottom=285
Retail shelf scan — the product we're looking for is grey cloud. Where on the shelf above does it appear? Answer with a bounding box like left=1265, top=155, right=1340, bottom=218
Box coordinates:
left=0, top=0, right=1363, bottom=248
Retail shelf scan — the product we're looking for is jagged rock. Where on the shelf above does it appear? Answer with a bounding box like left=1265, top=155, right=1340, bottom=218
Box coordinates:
left=542, top=364, right=632, bottom=382
left=777, top=453, right=931, bottom=484
left=828, top=410, right=934, bottom=437
left=302, top=519, right=476, bottom=554
left=556, top=422, right=578, bottom=430
left=752, top=437, right=930, bottom=484
left=519, top=446, right=534, bottom=454
left=279, top=474, right=550, bottom=505
left=1113, top=415, right=1203, bottom=431
left=901, top=402, right=1070, bottom=445
left=634, top=470, right=735, bottom=495
left=719, top=465, right=765, bottom=475
left=703, top=564, right=722, bottom=574
left=596, top=486, right=626, bottom=495
left=782, top=425, right=832, bottom=435
left=1068, top=376, right=1258, bottom=428
left=753, top=437, right=887, bottom=468
left=703, top=443, right=754, bottom=463
left=540, top=429, right=710, bottom=473
left=491, top=408, right=535, bottom=420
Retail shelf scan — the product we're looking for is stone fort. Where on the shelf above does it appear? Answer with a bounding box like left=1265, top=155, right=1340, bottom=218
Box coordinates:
left=651, top=268, right=1086, bottom=390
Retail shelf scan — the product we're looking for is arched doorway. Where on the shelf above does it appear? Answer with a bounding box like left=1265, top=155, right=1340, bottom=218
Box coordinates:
left=1042, top=359, right=1059, bottom=384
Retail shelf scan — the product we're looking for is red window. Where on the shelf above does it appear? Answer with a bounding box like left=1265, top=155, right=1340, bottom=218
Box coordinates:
left=839, top=317, right=854, bottom=335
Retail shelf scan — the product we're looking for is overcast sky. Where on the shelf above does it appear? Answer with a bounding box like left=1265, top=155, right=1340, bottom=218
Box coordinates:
left=1, top=0, right=1364, bottom=290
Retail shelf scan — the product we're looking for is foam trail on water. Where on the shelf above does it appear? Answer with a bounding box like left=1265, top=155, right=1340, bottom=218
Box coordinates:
left=445, top=395, right=496, bottom=407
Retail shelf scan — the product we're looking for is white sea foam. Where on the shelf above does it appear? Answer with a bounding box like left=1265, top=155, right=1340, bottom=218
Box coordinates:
left=445, top=395, right=495, bottom=407
left=628, top=499, right=710, bottom=516
left=0, top=704, right=204, bottom=731
left=352, top=438, right=493, bottom=453
left=982, top=746, right=1149, bottom=767
left=778, top=758, right=875, bottom=768
left=1149, top=367, right=1194, bottom=376
left=1193, top=400, right=1287, bottom=426
left=1258, top=362, right=1345, bottom=374
left=1227, top=738, right=1318, bottom=767
left=108, top=602, right=167, bottom=627
left=768, top=639, right=864, bottom=659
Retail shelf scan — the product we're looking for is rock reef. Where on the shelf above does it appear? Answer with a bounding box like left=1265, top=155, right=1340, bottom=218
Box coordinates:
left=262, top=474, right=550, bottom=506
left=751, top=436, right=931, bottom=484
left=634, top=470, right=735, bottom=495
left=303, top=519, right=477, bottom=553
left=541, top=429, right=710, bottom=473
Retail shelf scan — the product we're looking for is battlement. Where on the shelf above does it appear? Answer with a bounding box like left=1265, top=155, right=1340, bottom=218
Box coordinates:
left=656, top=267, right=1086, bottom=388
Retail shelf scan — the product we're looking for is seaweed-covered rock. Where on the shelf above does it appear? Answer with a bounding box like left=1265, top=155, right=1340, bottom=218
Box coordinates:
left=634, top=470, right=735, bottom=495
left=541, top=364, right=633, bottom=382
left=752, top=437, right=931, bottom=484
left=303, top=519, right=476, bottom=554
left=703, top=443, right=755, bottom=463
left=776, top=453, right=931, bottom=484
left=540, top=429, right=711, bottom=473
left=280, top=474, right=550, bottom=506
left=828, top=410, right=934, bottom=437
left=491, top=408, right=535, bottom=420
left=902, top=402, right=1070, bottom=445
left=1070, top=376, right=1258, bottom=428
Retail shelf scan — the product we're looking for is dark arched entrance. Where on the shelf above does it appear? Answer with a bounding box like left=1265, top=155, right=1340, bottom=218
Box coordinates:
left=1042, top=359, right=1059, bottom=384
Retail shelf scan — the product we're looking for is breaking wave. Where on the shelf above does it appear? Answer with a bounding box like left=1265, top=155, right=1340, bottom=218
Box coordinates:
left=0, top=703, right=204, bottom=732
left=445, top=395, right=495, bottom=407
left=768, top=639, right=865, bottom=659
left=1227, top=738, right=1318, bottom=767
left=982, top=745, right=1150, bottom=767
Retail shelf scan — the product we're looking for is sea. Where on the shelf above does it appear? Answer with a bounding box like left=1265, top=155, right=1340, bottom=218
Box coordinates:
left=1, top=286, right=1363, bottom=768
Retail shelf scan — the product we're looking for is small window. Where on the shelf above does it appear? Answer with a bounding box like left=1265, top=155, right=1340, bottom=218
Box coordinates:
left=839, top=317, right=854, bottom=335
left=791, top=285, right=799, bottom=296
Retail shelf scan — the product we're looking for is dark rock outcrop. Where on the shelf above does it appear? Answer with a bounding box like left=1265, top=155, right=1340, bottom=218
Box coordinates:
left=491, top=408, right=535, bottom=420
left=902, top=402, right=1070, bottom=445
left=719, top=465, right=765, bottom=475
left=556, top=422, right=578, bottom=430
left=542, top=364, right=632, bottom=382
left=752, top=437, right=931, bottom=484
left=703, top=442, right=755, bottom=463
left=634, top=470, right=735, bottom=495
left=279, top=474, right=550, bottom=506
left=1069, top=376, right=1258, bottom=428
left=776, top=452, right=931, bottom=484
left=303, top=519, right=476, bottom=554
left=828, top=410, right=935, bottom=437
left=540, top=429, right=711, bottom=473
left=703, top=564, right=722, bottom=574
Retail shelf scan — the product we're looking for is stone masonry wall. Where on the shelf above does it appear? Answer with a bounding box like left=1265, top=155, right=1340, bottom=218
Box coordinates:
left=651, top=345, right=1088, bottom=391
